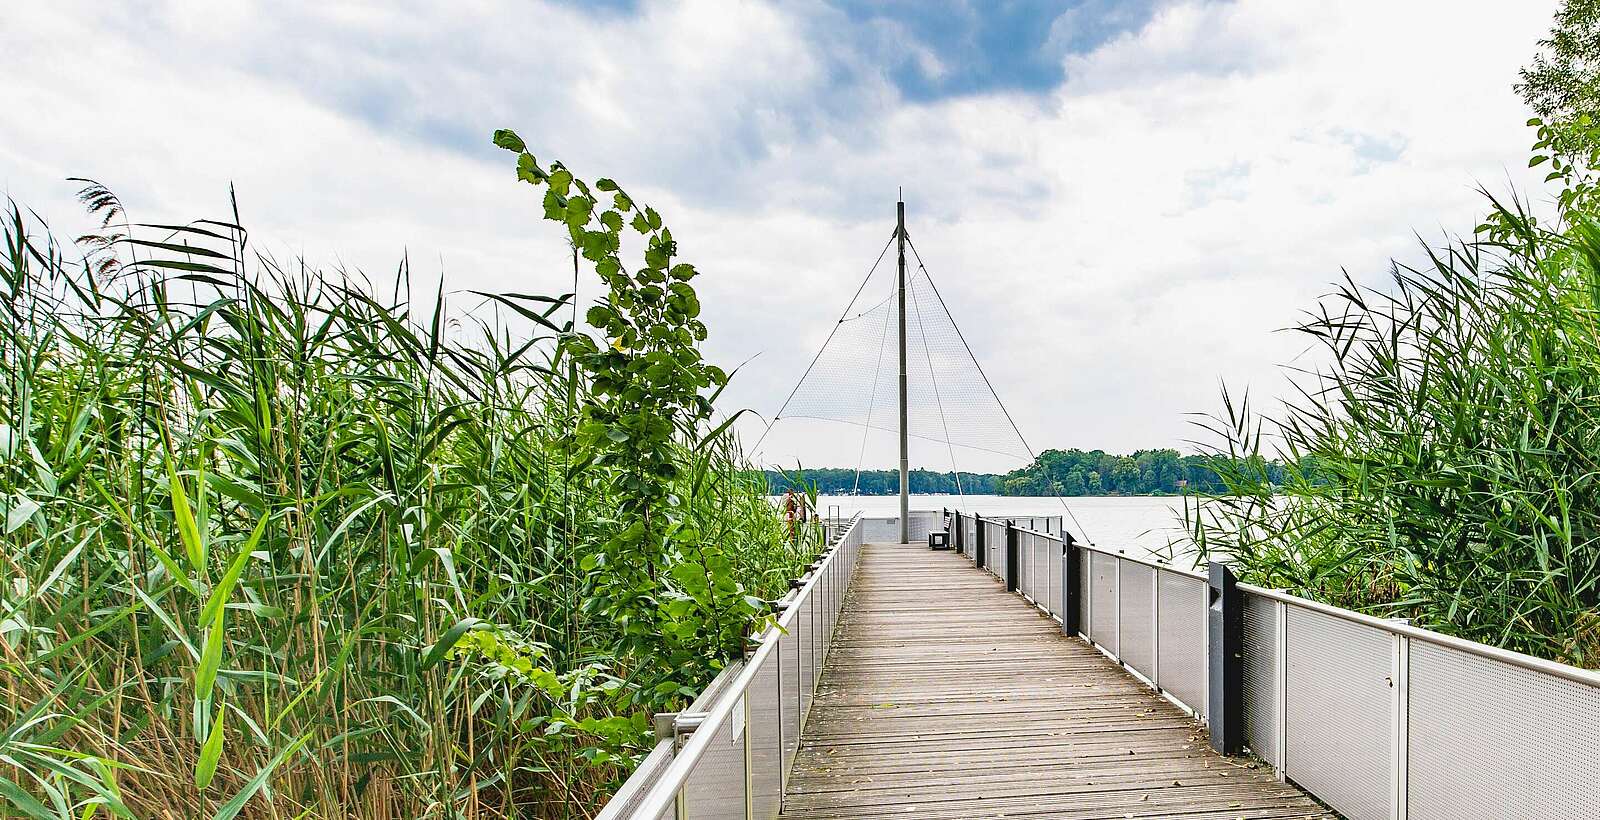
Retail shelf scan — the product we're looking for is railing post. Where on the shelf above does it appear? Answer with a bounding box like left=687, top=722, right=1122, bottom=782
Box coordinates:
left=742, top=691, right=754, bottom=820
left=1005, top=522, right=1019, bottom=592
left=1150, top=565, right=1160, bottom=688
left=1114, top=551, right=1123, bottom=653
left=1061, top=532, right=1080, bottom=636
left=954, top=512, right=964, bottom=555
left=973, top=513, right=985, bottom=569
left=1207, top=561, right=1243, bottom=755
left=1391, top=625, right=1411, bottom=820
left=1274, top=599, right=1288, bottom=781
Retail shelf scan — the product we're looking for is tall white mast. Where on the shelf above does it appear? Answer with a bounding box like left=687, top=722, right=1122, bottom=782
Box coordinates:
left=897, top=197, right=910, bottom=543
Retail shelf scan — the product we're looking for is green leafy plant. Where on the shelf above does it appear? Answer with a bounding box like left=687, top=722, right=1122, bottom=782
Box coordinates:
left=0, top=150, right=818, bottom=818
left=1189, top=192, right=1600, bottom=666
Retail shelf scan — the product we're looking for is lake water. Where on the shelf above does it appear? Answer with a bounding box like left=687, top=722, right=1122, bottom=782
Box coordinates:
left=815, top=494, right=1193, bottom=560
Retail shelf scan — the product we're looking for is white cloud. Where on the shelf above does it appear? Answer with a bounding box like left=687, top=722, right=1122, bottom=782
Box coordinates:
left=0, top=0, right=1561, bottom=476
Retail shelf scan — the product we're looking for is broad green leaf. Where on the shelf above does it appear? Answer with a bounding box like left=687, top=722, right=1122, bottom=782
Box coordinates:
left=517, top=152, right=545, bottom=184
left=420, top=617, right=484, bottom=670
left=5, top=494, right=39, bottom=534
left=164, top=455, right=205, bottom=572
left=549, top=168, right=572, bottom=196
left=201, top=513, right=268, bottom=627
left=0, top=775, right=51, bottom=818
left=195, top=706, right=225, bottom=789
left=491, top=129, right=526, bottom=153
left=196, top=609, right=225, bottom=701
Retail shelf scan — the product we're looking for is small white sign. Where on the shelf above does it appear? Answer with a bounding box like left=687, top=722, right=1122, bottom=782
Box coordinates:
left=732, top=694, right=746, bottom=740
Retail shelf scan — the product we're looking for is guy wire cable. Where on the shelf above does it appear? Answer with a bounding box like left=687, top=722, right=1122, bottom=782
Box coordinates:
left=905, top=235, right=1094, bottom=545
left=751, top=231, right=896, bottom=456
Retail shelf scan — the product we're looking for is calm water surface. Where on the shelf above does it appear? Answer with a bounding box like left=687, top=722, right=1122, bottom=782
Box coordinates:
left=815, top=494, right=1193, bottom=560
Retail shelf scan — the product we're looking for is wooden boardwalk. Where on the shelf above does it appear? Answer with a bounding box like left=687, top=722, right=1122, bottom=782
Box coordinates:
left=779, top=542, right=1333, bottom=820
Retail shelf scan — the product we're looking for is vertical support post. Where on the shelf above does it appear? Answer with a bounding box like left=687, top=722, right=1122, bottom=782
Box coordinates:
left=954, top=512, right=964, bottom=555
left=895, top=198, right=909, bottom=545
left=1084, top=545, right=1094, bottom=643
left=775, top=622, right=788, bottom=798
left=1207, top=562, right=1243, bottom=755
left=1275, top=600, right=1288, bottom=782
left=1029, top=531, right=1037, bottom=599
left=1392, top=630, right=1410, bottom=820
left=1150, top=566, right=1161, bottom=688
left=1114, top=552, right=1123, bottom=656
left=789, top=581, right=805, bottom=734
left=973, top=513, right=985, bottom=569
left=1005, top=522, right=1019, bottom=592
left=1062, top=532, right=1081, bottom=636
left=743, top=691, right=753, bottom=820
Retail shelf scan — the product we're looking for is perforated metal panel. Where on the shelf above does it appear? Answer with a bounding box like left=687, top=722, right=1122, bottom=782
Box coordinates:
left=1117, top=560, right=1156, bottom=679
left=1044, top=538, right=1060, bottom=618
left=817, top=565, right=829, bottom=653
left=799, top=589, right=816, bottom=725
left=860, top=516, right=898, bottom=542
left=908, top=510, right=943, bottom=542
left=996, top=522, right=1007, bottom=580
left=1285, top=605, right=1391, bottom=820
left=682, top=712, right=745, bottom=819
left=748, top=648, right=782, bottom=819
left=780, top=616, right=800, bottom=773
left=821, top=566, right=834, bottom=661
left=1240, top=592, right=1279, bottom=765
left=987, top=522, right=1006, bottom=580
left=1022, top=533, right=1037, bottom=600
left=1156, top=569, right=1207, bottom=717
left=1090, top=552, right=1119, bottom=656
left=1039, top=535, right=1051, bottom=604
left=1077, top=549, right=1091, bottom=637
left=1407, top=640, right=1600, bottom=819
left=596, top=739, right=675, bottom=820
left=1023, top=533, right=1035, bottom=603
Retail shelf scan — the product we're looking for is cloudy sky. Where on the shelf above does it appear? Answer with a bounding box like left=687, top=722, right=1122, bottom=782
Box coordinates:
left=3, top=0, right=1561, bottom=474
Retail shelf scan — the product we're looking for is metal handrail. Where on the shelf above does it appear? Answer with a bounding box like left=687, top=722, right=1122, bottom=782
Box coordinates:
left=1237, top=581, right=1600, bottom=689
left=967, top=512, right=1600, bottom=691
left=1008, top=522, right=1209, bottom=580
left=622, top=513, right=863, bottom=817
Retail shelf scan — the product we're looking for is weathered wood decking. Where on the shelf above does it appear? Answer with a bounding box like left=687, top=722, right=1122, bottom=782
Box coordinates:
left=779, top=542, right=1332, bottom=820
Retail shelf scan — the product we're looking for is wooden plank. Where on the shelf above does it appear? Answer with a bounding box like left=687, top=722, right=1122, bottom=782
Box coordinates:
left=778, top=542, right=1333, bottom=820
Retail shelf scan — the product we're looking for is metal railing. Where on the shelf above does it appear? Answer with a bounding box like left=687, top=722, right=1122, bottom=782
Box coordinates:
left=945, top=508, right=1600, bottom=820
left=595, top=514, right=867, bottom=820
left=948, top=509, right=1212, bottom=720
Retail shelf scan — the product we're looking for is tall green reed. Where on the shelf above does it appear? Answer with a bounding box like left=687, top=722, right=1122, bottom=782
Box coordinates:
left=0, top=167, right=813, bottom=818
left=1188, top=192, right=1600, bottom=667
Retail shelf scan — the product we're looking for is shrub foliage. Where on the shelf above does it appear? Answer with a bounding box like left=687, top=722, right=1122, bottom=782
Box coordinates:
left=0, top=144, right=814, bottom=817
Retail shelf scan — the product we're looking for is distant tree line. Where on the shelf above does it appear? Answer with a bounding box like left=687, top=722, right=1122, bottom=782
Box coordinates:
left=997, top=448, right=1290, bottom=496
left=762, top=468, right=1000, bottom=495
left=761, top=449, right=1308, bottom=496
